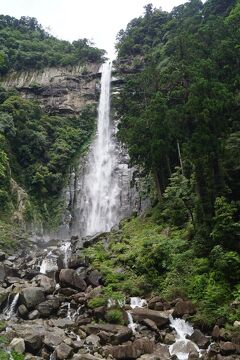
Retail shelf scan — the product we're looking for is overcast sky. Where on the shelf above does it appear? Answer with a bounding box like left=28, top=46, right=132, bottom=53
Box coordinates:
left=0, top=0, right=187, bottom=58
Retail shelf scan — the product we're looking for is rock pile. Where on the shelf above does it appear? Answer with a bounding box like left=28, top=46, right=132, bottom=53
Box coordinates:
left=0, top=238, right=239, bottom=360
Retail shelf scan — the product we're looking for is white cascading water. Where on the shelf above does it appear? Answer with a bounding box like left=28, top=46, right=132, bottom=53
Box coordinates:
left=72, top=62, right=121, bottom=237
left=169, top=315, right=200, bottom=360
left=3, top=293, right=19, bottom=320
left=127, top=297, right=147, bottom=334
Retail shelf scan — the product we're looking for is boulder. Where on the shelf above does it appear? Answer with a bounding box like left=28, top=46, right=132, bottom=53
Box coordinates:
left=0, top=264, right=6, bottom=282
left=87, top=270, right=102, bottom=287
left=37, top=298, right=60, bottom=317
left=105, top=338, right=156, bottom=359
left=68, top=255, right=89, bottom=269
left=220, top=342, right=236, bottom=355
left=18, top=304, right=29, bottom=319
left=173, top=300, right=196, bottom=317
left=0, top=251, right=6, bottom=261
left=73, top=354, right=102, bottom=360
left=43, top=332, right=62, bottom=349
left=138, top=344, right=170, bottom=360
left=212, top=325, right=221, bottom=340
left=21, top=287, right=45, bottom=310
left=9, top=338, right=25, bottom=354
left=59, top=269, right=87, bottom=291
left=28, top=310, right=39, bottom=320
left=189, top=329, right=210, bottom=349
left=142, top=318, right=159, bottom=333
left=148, top=296, right=164, bottom=310
left=164, top=333, right=176, bottom=345
left=55, top=342, right=73, bottom=359
left=131, top=308, right=169, bottom=327
left=49, top=319, right=75, bottom=329
left=85, top=323, right=132, bottom=345
left=0, top=287, right=9, bottom=307
left=25, top=334, right=44, bottom=353
left=85, top=334, right=100, bottom=348
left=39, top=275, right=55, bottom=294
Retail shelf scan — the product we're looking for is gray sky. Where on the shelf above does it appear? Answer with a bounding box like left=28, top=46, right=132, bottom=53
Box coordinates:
left=0, top=0, right=187, bottom=58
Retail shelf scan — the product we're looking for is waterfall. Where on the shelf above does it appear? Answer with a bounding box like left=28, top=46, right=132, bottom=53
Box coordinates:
left=169, top=315, right=200, bottom=360
left=3, top=293, right=19, bottom=320
left=71, top=62, right=127, bottom=237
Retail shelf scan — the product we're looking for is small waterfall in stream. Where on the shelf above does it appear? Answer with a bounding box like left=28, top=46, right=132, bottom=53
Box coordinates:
left=169, top=315, right=200, bottom=360
left=3, top=293, right=19, bottom=320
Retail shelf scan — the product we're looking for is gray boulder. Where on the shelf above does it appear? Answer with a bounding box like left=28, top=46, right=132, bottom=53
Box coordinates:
left=21, top=287, right=45, bottom=310
left=59, top=269, right=87, bottom=291
left=131, top=308, right=169, bottom=328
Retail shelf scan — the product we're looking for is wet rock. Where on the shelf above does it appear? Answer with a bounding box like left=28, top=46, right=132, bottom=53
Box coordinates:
left=55, top=342, right=73, bottom=359
left=37, top=298, right=60, bottom=317
left=164, top=333, right=175, bottom=345
left=188, top=351, right=200, bottom=359
left=173, top=300, right=196, bottom=317
left=59, top=269, right=87, bottom=291
left=18, top=304, right=29, bottom=319
left=87, top=270, right=102, bottom=287
left=104, top=338, right=156, bottom=359
left=21, top=287, right=45, bottom=310
left=131, top=308, right=169, bottom=328
left=189, top=329, right=210, bottom=349
left=220, top=342, right=236, bottom=355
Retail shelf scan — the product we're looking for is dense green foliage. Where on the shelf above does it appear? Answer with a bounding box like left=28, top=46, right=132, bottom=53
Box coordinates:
left=0, top=15, right=106, bottom=74
left=0, top=87, right=97, bottom=221
left=114, top=0, right=240, bottom=254
left=84, top=213, right=240, bottom=328
left=84, top=0, right=240, bottom=329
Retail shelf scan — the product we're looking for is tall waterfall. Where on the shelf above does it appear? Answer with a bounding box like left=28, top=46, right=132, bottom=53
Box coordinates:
left=72, top=63, right=122, bottom=236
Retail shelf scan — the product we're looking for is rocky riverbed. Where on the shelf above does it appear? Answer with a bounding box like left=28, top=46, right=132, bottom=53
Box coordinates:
left=0, top=237, right=239, bottom=360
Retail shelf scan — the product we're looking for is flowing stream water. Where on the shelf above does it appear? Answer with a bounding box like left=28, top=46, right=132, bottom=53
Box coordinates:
left=169, top=315, right=200, bottom=360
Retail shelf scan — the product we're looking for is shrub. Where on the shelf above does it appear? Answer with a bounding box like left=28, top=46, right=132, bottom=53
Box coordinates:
left=88, top=297, right=107, bottom=309
left=105, top=309, right=124, bottom=325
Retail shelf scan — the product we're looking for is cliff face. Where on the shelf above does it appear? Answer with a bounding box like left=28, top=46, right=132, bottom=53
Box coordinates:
left=1, top=63, right=101, bottom=114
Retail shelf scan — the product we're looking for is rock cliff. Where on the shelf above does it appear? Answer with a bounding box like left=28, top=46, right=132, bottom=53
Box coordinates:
left=1, top=63, right=101, bottom=114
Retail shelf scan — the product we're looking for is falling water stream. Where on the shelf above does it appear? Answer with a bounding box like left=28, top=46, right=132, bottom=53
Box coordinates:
left=169, top=315, right=200, bottom=360
left=72, top=62, right=123, bottom=237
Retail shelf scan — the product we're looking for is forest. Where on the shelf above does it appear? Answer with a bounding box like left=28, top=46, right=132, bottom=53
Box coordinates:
left=105, top=0, right=240, bottom=326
